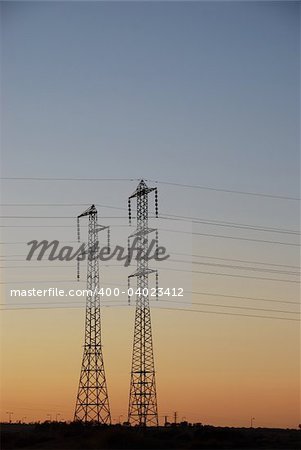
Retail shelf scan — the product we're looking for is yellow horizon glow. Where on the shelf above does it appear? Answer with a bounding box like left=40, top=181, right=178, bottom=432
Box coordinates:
left=1, top=304, right=299, bottom=428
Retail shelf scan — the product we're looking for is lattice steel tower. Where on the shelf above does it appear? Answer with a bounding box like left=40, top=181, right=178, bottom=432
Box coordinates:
left=127, top=180, right=159, bottom=426
left=74, top=205, right=111, bottom=424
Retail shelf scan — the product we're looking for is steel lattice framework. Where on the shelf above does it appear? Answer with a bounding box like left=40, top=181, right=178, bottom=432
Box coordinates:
left=74, top=205, right=111, bottom=424
left=127, top=180, right=159, bottom=426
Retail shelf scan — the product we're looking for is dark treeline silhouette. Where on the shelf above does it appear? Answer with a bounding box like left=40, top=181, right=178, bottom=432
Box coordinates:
left=1, top=422, right=300, bottom=449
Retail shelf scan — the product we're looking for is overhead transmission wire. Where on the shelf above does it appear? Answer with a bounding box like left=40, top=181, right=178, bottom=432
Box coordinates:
left=0, top=229, right=298, bottom=247
left=160, top=266, right=300, bottom=283
left=0, top=241, right=78, bottom=244
left=0, top=260, right=299, bottom=282
left=169, top=259, right=300, bottom=276
left=1, top=176, right=299, bottom=201
left=160, top=214, right=299, bottom=235
left=0, top=201, right=299, bottom=232
left=171, top=252, right=300, bottom=270
left=0, top=302, right=298, bottom=317
left=189, top=290, right=299, bottom=306
left=160, top=228, right=300, bottom=246
left=0, top=216, right=128, bottom=219
left=0, top=212, right=299, bottom=235
left=0, top=220, right=298, bottom=236
left=0, top=259, right=299, bottom=277
left=1, top=252, right=299, bottom=271
left=0, top=264, right=117, bottom=269
left=0, top=177, right=138, bottom=182
left=0, top=208, right=299, bottom=253
left=0, top=203, right=125, bottom=209
left=0, top=303, right=299, bottom=322
left=145, top=179, right=300, bottom=201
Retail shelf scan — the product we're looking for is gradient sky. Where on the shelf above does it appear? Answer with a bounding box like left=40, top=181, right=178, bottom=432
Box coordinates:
left=0, top=1, right=300, bottom=428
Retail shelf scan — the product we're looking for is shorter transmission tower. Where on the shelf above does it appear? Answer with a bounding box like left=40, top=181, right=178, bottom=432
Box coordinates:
left=74, top=205, right=111, bottom=424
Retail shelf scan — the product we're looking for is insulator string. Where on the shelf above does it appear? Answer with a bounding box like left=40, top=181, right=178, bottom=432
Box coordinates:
left=127, top=237, right=131, bottom=266
left=155, top=188, right=158, bottom=218
left=77, top=217, right=80, bottom=280
left=77, top=217, right=80, bottom=242
left=128, top=199, right=131, bottom=225
left=77, top=256, right=80, bottom=281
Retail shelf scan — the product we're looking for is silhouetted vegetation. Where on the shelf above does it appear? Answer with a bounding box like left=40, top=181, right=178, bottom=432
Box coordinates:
left=1, top=422, right=300, bottom=449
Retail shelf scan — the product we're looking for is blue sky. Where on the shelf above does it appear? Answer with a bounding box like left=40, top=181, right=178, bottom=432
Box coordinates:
left=2, top=1, right=299, bottom=195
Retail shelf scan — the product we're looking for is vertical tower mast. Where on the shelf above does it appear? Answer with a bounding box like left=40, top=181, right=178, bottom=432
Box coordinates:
left=127, top=180, right=159, bottom=426
left=74, top=205, right=111, bottom=424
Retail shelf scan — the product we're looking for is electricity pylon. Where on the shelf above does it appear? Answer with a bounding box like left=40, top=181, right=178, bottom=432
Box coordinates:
left=74, top=205, right=111, bottom=424
left=127, top=180, right=159, bottom=426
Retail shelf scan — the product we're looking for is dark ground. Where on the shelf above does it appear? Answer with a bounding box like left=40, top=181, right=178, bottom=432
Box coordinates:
left=1, top=422, right=300, bottom=450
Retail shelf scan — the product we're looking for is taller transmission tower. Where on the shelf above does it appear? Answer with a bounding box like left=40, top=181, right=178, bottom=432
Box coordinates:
left=127, top=180, right=159, bottom=426
left=74, top=205, right=111, bottom=424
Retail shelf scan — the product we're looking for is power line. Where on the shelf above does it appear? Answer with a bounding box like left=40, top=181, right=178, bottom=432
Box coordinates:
left=0, top=303, right=299, bottom=322
left=0, top=177, right=138, bottom=182
left=0, top=207, right=299, bottom=237
left=190, top=290, right=299, bottom=306
left=0, top=225, right=128, bottom=229
left=0, top=264, right=117, bottom=269
left=155, top=306, right=301, bottom=322
left=0, top=203, right=125, bottom=210
left=1, top=177, right=299, bottom=200
left=0, top=229, right=298, bottom=246
left=170, top=259, right=300, bottom=276
left=159, top=299, right=299, bottom=315
left=0, top=212, right=299, bottom=235
left=0, top=258, right=70, bottom=261
left=172, top=252, right=300, bottom=270
left=0, top=299, right=298, bottom=316
left=0, top=225, right=83, bottom=228
left=0, top=260, right=298, bottom=277
left=0, top=216, right=127, bottom=219
left=146, top=179, right=300, bottom=201
left=0, top=255, right=26, bottom=258
left=1, top=252, right=299, bottom=271
left=1, top=300, right=298, bottom=317
left=160, top=214, right=299, bottom=235
left=0, top=241, right=78, bottom=244
left=0, top=266, right=75, bottom=269
left=161, top=228, right=300, bottom=246
left=0, top=261, right=116, bottom=269
left=161, top=266, right=300, bottom=283
left=0, top=219, right=298, bottom=236
left=0, top=257, right=299, bottom=282
left=1, top=261, right=299, bottom=282
left=0, top=280, right=78, bottom=284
